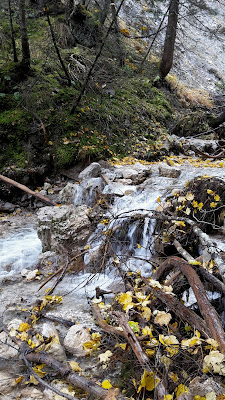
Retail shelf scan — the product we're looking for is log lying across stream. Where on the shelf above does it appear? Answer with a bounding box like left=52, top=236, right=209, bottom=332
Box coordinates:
left=0, top=174, right=56, bottom=206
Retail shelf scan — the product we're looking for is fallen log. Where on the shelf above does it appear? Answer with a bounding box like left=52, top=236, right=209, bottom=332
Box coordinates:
left=116, top=312, right=168, bottom=400
left=142, top=277, right=210, bottom=338
left=153, top=256, right=225, bottom=354
left=0, top=174, right=56, bottom=206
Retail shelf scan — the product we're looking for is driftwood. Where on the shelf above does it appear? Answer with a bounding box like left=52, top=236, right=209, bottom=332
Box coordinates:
left=24, top=348, right=126, bottom=400
left=174, top=239, right=225, bottom=293
left=0, top=174, right=56, bottom=206
left=116, top=312, right=167, bottom=400
left=142, top=277, right=210, bottom=338
left=153, top=256, right=225, bottom=354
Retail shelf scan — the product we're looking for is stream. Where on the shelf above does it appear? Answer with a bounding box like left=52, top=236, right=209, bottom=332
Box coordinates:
left=0, top=156, right=225, bottom=398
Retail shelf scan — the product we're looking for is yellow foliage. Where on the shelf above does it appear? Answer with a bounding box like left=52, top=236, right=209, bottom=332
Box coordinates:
left=102, top=379, right=113, bottom=389
left=69, top=361, right=82, bottom=372
left=159, top=335, right=179, bottom=356
left=137, top=370, right=159, bottom=392
left=154, top=311, right=172, bottom=326
left=175, top=384, right=189, bottom=397
left=18, top=322, right=31, bottom=332
left=117, top=292, right=134, bottom=312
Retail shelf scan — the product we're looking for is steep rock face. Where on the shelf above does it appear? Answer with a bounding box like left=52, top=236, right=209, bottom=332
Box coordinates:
left=37, top=205, right=92, bottom=269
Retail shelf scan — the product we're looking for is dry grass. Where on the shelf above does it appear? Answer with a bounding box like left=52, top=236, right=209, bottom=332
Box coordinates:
left=167, top=74, right=213, bottom=108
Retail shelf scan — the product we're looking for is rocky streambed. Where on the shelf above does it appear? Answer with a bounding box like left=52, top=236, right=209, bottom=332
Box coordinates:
left=0, top=145, right=225, bottom=399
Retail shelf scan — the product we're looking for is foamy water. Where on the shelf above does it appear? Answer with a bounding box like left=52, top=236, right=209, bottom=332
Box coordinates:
left=0, top=229, right=42, bottom=279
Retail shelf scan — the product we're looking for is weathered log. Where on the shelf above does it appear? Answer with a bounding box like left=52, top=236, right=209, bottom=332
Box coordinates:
left=0, top=174, right=56, bottom=206
left=116, top=312, right=167, bottom=400
left=23, top=345, right=126, bottom=400
left=174, top=239, right=225, bottom=293
left=153, top=256, right=225, bottom=354
left=143, top=277, right=210, bottom=338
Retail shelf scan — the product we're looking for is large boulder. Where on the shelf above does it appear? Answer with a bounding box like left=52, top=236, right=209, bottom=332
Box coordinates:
left=78, top=162, right=101, bottom=180
left=37, top=205, right=92, bottom=269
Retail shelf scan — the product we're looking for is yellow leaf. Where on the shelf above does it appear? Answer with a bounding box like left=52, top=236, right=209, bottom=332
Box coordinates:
left=99, top=350, right=113, bottom=363
left=154, top=311, right=172, bottom=326
left=84, top=245, right=90, bottom=250
left=214, top=194, right=220, bottom=201
left=142, top=326, right=153, bottom=337
left=203, top=350, right=225, bottom=375
left=102, top=379, right=112, bottom=389
left=137, top=370, right=159, bottom=392
left=207, top=189, right=214, bottom=194
left=117, top=292, right=134, bottom=312
left=188, top=260, right=201, bottom=266
left=169, top=372, right=178, bottom=383
left=157, top=196, right=161, bottom=203
left=128, top=321, right=140, bottom=333
left=29, top=375, right=39, bottom=385
left=186, top=192, right=194, bottom=201
left=164, top=396, right=174, bottom=400
left=15, top=376, right=24, bottom=384
left=33, top=364, right=47, bottom=378
left=18, top=322, right=31, bottom=332
left=69, top=361, right=82, bottom=372
left=137, top=243, right=142, bottom=249
left=141, top=306, right=151, bottom=321
left=145, top=348, right=155, bottom=357
left=210, top=202, right=217, bottom=208
left=116, top=343, right=127, bottom=350
left=175, top=384, right=188, bottom=397
left=159, top=335, right=179, bottom=356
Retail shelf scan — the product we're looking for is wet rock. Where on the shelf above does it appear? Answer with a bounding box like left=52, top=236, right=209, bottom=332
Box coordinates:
left=59, top=182, right=77, bottom=204
left=41, top=323, right=66, bottom=361
left=121, top=167, right=138, bottom=180
left=116, top=178, right=133, bottom=185
left=20, top=387, right=45, bottom=399
left=103, top=183, right=136, bottom=197
left=189, top=376, right=224, bottom=396
left=0, top=371, right=17, bottom=394
left=0, top=201, right=16, bottom=213
left=0, top=331, right=19, bottom=358
left=64, top=324, right=91, bottom=356
left=158, top=164, right=181, bottom=178
left=78, top=162, right=101, bottom=180
left=37, top=205, right=92, bottom=254
left=25, top=269, right=39, bottom=281
left=38, top=251, right=58, bottom=274
left=7, top=318, right=23, bottom=331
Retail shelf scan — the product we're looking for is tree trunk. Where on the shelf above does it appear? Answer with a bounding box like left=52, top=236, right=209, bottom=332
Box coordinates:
left=100, top=0, right=111, bottom=25
left=159, top=0, right=179, bottom=79
left=18, top=0, right=31, bottom=69
left=8, top=0, right=18, bottom=62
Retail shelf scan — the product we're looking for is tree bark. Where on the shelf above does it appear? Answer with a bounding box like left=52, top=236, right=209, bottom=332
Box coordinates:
left=8, top=0, right=18, bottom=62
left=18, top=0, right=31, bottom=69
left=159, top=0, right=179, bottom=79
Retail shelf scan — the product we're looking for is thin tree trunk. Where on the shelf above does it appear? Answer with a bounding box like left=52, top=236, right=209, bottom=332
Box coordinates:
left=111, top=2, right=124, bottom=66
left=44, top=5, right=71, bottom=85
left=100, top=0, right=111, bottom=25
left=159, top=0, right=179, bottom=79
left=18, top=0, right=31, bottom=68
left=70, top=0, right=125, bottom=113
left=8, top=0, right=18, bottom=62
